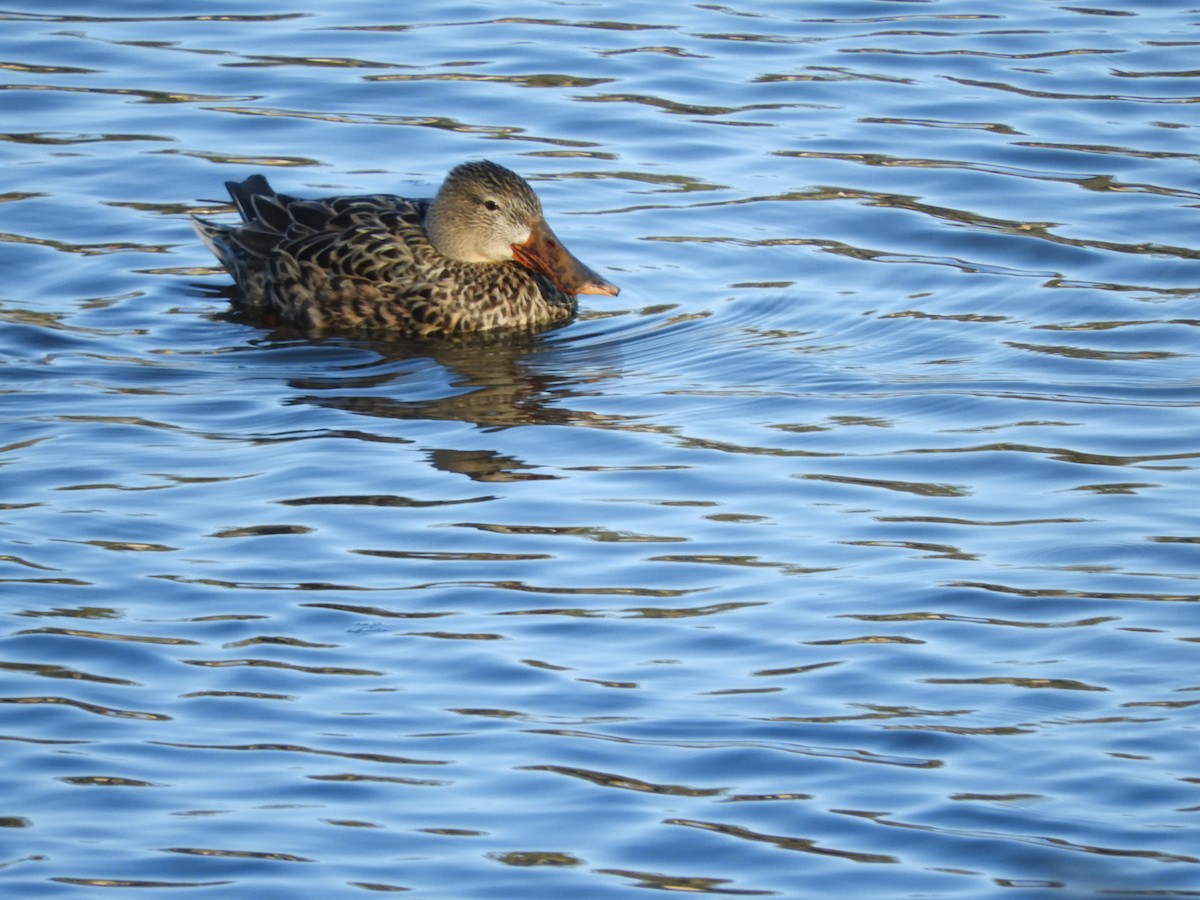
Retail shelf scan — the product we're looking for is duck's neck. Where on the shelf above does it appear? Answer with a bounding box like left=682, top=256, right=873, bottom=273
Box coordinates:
left=425, top=196, right=488, bottom=263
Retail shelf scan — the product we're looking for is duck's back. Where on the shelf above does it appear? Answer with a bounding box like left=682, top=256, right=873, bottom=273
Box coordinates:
left=195, top=176, right=576, bottom=335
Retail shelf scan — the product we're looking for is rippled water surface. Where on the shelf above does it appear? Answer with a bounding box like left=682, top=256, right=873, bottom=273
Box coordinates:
left=3, top=1, right=1200, bottom=897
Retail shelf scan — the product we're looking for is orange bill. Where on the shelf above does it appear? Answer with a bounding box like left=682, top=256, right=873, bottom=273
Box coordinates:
left=512, top=218, right=620, bottom=297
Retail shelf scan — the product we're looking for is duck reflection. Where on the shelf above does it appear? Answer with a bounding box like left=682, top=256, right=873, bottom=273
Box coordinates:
left=281, top=329, right=635, bottom=482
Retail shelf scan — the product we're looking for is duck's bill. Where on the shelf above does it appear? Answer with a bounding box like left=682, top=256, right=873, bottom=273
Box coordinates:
left=513, top=218, right=620, bottom=297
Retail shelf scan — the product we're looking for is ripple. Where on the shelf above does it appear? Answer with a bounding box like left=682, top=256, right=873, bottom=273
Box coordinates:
left=0, top=696, right=169, bottom=720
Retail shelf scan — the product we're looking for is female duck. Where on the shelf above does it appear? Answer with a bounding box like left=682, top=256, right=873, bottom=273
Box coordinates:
left=193, top=161, right=619, bottom=336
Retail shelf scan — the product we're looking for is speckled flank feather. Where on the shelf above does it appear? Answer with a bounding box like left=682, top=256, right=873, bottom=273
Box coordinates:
left=193, top=171, right=579, bottom=336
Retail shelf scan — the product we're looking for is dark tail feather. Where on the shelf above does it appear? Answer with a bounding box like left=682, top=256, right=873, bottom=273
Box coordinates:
left=192, top=216, right=233, bottom=264
left=225, top=174, right=275, bottom=223
left=193, top=176, right=280, bottom=267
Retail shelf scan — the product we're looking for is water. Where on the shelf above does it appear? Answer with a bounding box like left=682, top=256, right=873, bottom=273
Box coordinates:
left=2, top=1, right=1200, bottom=897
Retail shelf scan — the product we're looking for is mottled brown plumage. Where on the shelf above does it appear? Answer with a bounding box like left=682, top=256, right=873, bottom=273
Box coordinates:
left=193, top=161, right=619, bottom=336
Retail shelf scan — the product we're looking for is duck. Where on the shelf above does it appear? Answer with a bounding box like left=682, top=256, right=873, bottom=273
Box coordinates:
left=193, top=160, right=619, bottom=336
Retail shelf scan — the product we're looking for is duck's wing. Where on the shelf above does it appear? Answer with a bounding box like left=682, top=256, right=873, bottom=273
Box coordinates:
left=197, top=177, right=439, bottom=318
left=219, top=177, right=426, bottom=265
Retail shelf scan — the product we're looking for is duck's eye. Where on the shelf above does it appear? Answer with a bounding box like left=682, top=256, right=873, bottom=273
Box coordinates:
left=482, top=198, right=501, bottom=212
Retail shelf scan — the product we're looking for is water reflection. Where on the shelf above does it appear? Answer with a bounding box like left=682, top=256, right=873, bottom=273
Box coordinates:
left=271, top=339, right=657, bottom=489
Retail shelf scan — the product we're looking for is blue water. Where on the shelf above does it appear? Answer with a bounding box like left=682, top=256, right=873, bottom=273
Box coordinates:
left=3, top=1, right=1200, bottom=897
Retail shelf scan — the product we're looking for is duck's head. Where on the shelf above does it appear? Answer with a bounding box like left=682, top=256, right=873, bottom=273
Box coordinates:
left=425, top=160, right=620, bottom=298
